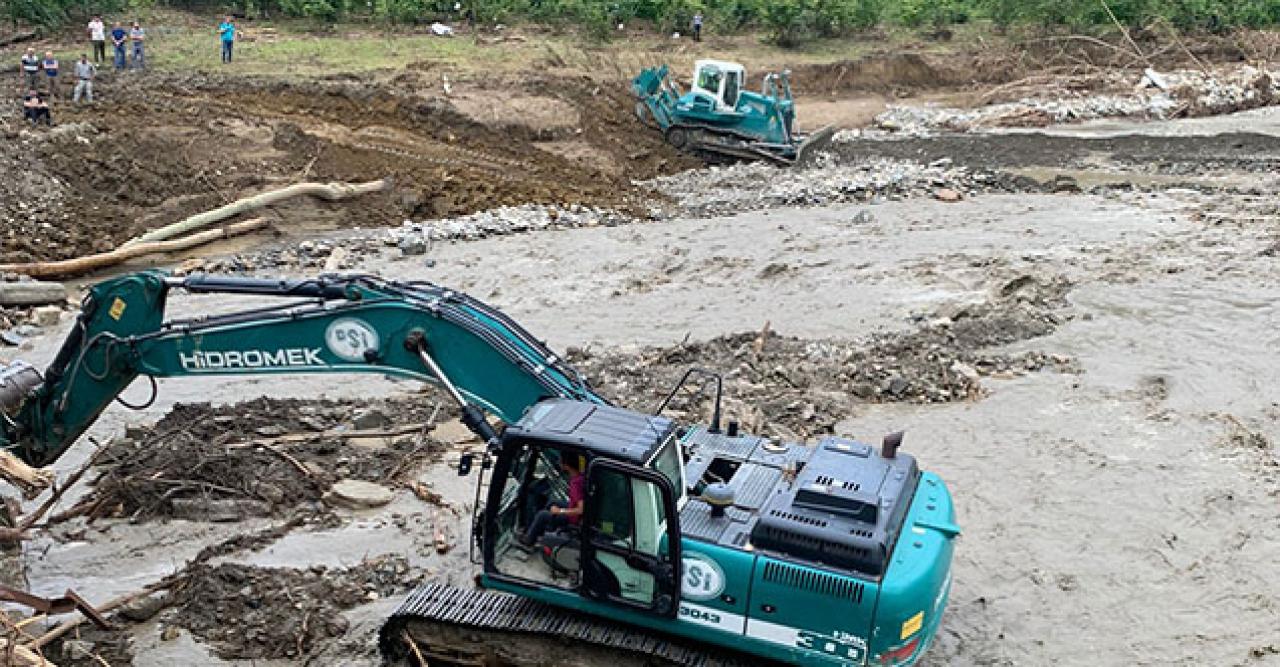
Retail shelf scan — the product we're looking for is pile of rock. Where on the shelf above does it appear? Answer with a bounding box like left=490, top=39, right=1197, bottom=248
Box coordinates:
left=397, top=204, right=641, bottom=243
left=191, top=204, right=644, bottom=274
left=645, top=157, right=1034, bottom=218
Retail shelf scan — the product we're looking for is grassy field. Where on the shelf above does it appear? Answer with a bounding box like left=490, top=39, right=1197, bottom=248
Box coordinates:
left=4, top=9, right=998, bottom=82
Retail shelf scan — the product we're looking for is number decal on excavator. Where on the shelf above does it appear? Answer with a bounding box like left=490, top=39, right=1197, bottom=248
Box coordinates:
left=797, top=630, right=866, bottom=662
left=325, top=318, right=380, bottom=362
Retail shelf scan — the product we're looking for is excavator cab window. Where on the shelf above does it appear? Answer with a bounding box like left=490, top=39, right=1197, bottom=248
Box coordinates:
left=491, top=442, right=586, bottom=590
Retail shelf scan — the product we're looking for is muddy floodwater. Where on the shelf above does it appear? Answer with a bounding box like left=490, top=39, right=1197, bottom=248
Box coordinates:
left=9, top=147, right=1280, bottom=664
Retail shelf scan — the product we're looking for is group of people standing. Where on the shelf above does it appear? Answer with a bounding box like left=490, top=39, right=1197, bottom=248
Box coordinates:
left=19, top=50, right=97, bottom=125
left=86, top=15, right=146, bottom=71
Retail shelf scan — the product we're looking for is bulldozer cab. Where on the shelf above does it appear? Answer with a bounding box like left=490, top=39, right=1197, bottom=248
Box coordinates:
left=690, top=59, right=744, bottom=111
left=482, top=400, right=685, bottom=617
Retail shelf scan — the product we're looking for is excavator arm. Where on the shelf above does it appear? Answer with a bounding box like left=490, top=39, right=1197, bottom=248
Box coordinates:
left=0, top=270, right=606, bottom=467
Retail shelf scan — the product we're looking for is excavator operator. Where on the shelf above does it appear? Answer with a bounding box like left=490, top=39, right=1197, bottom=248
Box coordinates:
left=520, top=454, right=585, bottom=548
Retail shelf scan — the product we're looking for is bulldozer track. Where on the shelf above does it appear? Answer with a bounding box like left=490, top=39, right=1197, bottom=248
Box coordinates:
left=380, top=582, right=767, bottom=667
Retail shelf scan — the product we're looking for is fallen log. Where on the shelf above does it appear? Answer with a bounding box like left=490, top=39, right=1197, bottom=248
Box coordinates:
left=121, top=179, right=389, bottom=248
left=0, top=451, right=54, bottom=499
left=0, top=218, right=270, bottom=280
left=0, top=281, right=66, bottom=307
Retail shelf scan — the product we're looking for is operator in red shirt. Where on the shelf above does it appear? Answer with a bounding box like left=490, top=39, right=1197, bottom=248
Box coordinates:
left=521, top=454, right=585, bottom=547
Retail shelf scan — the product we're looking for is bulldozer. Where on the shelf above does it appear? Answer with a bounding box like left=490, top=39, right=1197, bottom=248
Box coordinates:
left=632, top=60, right=835, bottom=165
left=0, top=271, right=957, bottom=665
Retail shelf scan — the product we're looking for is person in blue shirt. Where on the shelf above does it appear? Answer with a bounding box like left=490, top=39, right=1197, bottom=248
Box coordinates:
left=110, top=22, right=127, bottom=70
left=41, top=52, right=59, bottom=98
left=218, top=16, right=235, bottom=64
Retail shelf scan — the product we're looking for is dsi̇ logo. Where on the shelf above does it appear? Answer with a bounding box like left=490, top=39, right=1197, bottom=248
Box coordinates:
left=681, top=553, right=725, bottom=601
left=325, top=318, right=380, bottom=362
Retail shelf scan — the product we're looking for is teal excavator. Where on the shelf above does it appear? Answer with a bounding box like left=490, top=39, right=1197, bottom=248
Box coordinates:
left=0, top=271, right=958, bottom=666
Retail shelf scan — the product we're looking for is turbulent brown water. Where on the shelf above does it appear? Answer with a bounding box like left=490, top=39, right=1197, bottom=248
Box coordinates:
left=9, top=137, right=1279, bottom=665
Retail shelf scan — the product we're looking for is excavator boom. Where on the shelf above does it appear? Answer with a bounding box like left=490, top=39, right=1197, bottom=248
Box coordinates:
left=0, top=270, right=604, bottom=467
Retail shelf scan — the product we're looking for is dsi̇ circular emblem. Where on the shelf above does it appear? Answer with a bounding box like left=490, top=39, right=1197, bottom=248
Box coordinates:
left=681, top=553, right=726, bottom=601
left=325, top=318, right=380, bottom=362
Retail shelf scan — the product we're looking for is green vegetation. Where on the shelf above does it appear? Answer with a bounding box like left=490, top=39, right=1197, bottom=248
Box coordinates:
left=9, top=0, right=1280, bottom=45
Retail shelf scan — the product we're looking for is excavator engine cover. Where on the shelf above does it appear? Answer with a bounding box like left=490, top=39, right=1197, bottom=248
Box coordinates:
left=751, top=437, right=920, bottom=577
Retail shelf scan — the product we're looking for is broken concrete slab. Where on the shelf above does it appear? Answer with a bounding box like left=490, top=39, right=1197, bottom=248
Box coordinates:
left=431, top=421, right=479, bottom=445
left=325, top=479, right=395, bottom=509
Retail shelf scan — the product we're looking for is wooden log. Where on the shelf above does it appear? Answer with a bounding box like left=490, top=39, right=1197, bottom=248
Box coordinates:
left=0, top=451, right=54, bottom=499
left=121, top=179, right=389, bottom=248
left=0, top=218, right=271, bottom=280
left=0, top=637, right=53, bottom=666
left=0, top=282, right=66, bottom=307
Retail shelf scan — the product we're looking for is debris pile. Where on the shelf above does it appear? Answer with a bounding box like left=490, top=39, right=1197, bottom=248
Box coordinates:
left=167, top=556, right=420, bottom=660
left=569, top=275, right=1077, bottom=440
left=187, top=204, right=646, bottom=274
left=646, top=158, right=1037, bottom=218
left=68, top=397, right=445, bottom=523
left=859, top=65, right=1276, bottom=135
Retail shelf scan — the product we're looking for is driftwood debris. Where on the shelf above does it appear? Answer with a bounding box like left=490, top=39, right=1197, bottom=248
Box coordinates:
left=122, top=179, right=389, bottom=248
left=0, top=451, right=55, bottom=499
left=0, top=219, right=270, bottom=279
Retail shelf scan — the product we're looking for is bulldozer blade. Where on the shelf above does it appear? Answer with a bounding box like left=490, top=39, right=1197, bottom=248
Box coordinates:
left=794, top=126, right=836, bottom=168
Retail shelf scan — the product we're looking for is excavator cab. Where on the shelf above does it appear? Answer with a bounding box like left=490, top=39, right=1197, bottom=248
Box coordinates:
left=481, top=399, right=684, bottom=617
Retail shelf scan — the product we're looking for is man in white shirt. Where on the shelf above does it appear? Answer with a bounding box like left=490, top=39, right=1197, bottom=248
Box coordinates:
left=87, top=15, right=106, bottom=63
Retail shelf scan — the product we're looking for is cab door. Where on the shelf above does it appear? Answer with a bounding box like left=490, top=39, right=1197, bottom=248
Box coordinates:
left=580, top=459, right=682, bottom=617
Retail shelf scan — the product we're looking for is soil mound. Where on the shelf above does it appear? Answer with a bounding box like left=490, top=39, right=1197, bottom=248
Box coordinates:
left=0, top=70, right=697, bottom=264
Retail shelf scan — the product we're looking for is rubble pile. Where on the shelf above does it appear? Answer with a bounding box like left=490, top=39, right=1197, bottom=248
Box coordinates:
left=647, top=157, right=1038, bottom=218
left=569, top=275, right=1077, bottom=440
left=167, top=556, right=420, bottom=660
left=77, top=397, right=446, bottom=522
left=857, top=65, right=1276, bottom=135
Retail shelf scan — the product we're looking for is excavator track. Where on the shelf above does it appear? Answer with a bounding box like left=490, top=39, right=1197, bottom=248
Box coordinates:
left=379, top=583, right=769, bottom=667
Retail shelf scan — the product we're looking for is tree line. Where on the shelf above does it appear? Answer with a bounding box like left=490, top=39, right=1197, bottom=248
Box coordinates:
left=8, top=0, right=1280, bottom=45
